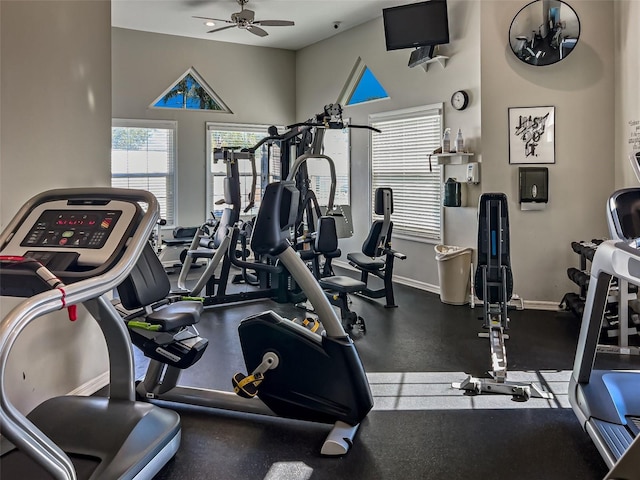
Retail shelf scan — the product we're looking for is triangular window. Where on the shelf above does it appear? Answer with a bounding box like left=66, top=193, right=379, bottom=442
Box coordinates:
left=338, top=58, right=389, bottom=107
left=151, top=67, right=231, bottom=113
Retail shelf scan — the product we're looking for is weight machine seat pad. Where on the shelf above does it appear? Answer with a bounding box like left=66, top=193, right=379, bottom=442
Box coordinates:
left=299, top=249, right=317, bottom=261
left=347, top=252, right=385, bottom=271
left=147, top=301, right=204, bottom=330
left=162, top=238, right=192, bottom=247
left=319, top=275, right=366, bottom=294
left=474, top=266, right=514, bottom=303
left=188, top=248, right=215, bottom=260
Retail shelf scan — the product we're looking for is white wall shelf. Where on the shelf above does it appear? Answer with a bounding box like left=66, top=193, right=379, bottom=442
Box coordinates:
left=419, top=55, right=449, bottom=72
left=435, top=153, right=475, bottom=165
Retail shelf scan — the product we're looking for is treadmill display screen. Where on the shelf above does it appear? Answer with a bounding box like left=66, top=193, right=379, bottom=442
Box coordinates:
left=20, top=210, right=123, bottom=250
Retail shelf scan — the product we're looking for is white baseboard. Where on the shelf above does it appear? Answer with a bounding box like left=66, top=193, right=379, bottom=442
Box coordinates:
left=67, top=371, right=109, bottom=396
left=334, top=260, right=560, bottom=311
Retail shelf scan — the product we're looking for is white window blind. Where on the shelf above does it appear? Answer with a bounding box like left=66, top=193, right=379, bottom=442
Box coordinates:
left=111, top=119, right=177, bottom=225
left=370, top=105, right=443, bottom=240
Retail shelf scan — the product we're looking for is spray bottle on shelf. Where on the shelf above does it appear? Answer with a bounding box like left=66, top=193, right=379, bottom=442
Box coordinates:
left=455, top=128, right=464, bottom=153
left=442, top=128, right=451, bottom=153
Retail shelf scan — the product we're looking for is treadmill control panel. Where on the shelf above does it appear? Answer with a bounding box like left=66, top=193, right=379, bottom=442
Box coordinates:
left=20, top=210, right=122, bottom=250
left=2, top=199, right=138, bottom=267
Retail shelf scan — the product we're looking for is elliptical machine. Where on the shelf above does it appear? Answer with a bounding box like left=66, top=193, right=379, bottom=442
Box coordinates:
left=126, top=181, right=374, bottom=455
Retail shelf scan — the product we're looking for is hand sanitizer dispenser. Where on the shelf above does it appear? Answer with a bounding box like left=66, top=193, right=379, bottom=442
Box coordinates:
left=466, top=163, right=479, bottom=184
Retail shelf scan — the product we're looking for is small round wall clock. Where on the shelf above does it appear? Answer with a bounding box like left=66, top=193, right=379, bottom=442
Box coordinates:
left=451, top=90, right=469, bottom=111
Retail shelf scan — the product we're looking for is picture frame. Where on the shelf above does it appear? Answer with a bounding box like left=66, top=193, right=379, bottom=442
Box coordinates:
left=508, top=106, right=555, bottom=164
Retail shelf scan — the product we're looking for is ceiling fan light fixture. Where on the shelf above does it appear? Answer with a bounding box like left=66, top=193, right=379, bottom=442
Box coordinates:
left=204, top=20, right=215, bottom=27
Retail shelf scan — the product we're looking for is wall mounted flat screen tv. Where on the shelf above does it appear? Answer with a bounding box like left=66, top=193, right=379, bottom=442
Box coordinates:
left=383, top=0, right=450, bottom=51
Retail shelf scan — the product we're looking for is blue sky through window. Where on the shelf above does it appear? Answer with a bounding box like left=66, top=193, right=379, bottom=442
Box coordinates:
left=151, top=68, right=230, bottom=112
left=347, top=67, right=388, bottom=106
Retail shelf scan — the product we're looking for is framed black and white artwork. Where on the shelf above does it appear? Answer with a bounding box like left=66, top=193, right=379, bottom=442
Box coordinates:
left=508, top=106, right=555, bottom=164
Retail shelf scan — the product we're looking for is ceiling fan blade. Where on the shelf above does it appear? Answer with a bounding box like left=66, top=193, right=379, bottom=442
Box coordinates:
left=246, top=25, right=268, bottom=37
left=207, top=24, right=238, bottom=34
left=193, top=15, right=233, bottom=23
left=254, top=20, right=295, bottom=27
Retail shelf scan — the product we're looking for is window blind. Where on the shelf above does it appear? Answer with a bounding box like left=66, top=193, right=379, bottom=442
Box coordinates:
left=370, top=105, right=443, bottom=240
left=111, top=120, right=177, bottom=225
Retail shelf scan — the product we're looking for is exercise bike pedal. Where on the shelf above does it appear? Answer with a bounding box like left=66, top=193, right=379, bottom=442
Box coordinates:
left=232, top=372, right=264, bottom=398
left=292, top=316, right=323, bottom=333
left=232, top=351, right=280, bottom=399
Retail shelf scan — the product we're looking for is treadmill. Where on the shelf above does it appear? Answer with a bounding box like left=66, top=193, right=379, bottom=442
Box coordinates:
left=0, top=188, right=182, bottom=479
left=569, top=152, right=640, bottom=477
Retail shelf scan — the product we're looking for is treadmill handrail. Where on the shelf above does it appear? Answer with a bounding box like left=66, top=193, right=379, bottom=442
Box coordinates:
left=0, top=187, right=160, bottom=480
left=572, top=239, right=640, bottom=384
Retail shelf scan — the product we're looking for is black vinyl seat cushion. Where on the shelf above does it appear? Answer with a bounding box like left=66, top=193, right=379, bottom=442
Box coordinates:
left=319, top=275, right=366, bottom=294
left=147, top=301, right=204, bottom=331
left=346, top=252, right=385, bottom=271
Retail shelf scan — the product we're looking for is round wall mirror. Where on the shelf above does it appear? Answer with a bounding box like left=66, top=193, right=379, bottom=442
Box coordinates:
left=509, top=0, right=580, bottom=66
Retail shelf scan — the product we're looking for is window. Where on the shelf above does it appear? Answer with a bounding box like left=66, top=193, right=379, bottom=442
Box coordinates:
left=308, top=127, right=350, bottom=206
left=338, top=57, right=389, bottom=107
left=150, top=67, right=231, bottom=113
left=111, top=119, right=177, bottom=225
left=205, top=123, right=279, bottom=218
left=370, top=104, right=443, bottom=241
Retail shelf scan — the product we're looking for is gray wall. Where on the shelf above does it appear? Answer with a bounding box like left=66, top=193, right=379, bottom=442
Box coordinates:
left=479, top=0, right=615, bottom=304
left=0, top=0, right=112, bottom=413
left=112, top=28, right=297, bottom=227
left=614, top=0, right=640, bottom=188
left=297, top=0, right=618, bottom=306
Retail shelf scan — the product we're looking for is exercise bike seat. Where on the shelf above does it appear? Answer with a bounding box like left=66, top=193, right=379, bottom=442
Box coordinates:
left=147, top=301, right=204, bottom=331
left=118, top=243, right=203, bottom=329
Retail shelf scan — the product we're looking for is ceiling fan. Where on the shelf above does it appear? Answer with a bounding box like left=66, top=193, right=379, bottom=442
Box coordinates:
left=193, top=0, right=295, bottom=38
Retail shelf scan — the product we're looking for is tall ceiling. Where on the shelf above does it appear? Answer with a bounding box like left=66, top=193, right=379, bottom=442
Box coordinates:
left=111, top=0, right=411, bottom=51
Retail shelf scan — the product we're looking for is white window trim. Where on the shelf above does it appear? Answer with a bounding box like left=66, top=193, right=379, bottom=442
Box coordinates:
left=111, top=118, right=178, bottom=226
left=369, top=103, right=444, bottom=243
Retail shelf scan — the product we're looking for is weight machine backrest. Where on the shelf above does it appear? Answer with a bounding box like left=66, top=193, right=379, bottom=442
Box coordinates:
left=374, top=188, right=393, bottom=216
left=360, top=188, right=394, bottom=258
left=474, top=193, right=513, bottom=303
left=315, top=216, right=339, bottom=254
left=250, top=181, right=299, bottom=257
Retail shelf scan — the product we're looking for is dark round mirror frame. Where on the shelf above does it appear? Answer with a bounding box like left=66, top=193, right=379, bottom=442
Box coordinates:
left=509, top=0, right=581, bottom=66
